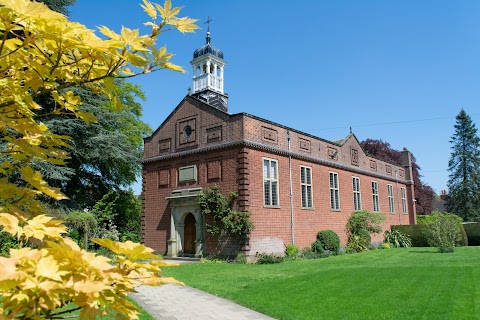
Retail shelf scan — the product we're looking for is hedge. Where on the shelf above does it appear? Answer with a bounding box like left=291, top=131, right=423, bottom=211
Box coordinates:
left=391, top=225, right=428, bottom=247
left=458, top=225, right=469, bottom=247
left=463, top=223, right=480, bottom=246
left=391, top=223, right=468, bottom=247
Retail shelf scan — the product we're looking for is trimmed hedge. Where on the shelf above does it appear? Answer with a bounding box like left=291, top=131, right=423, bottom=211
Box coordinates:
left=463, top=223, right=480, bottom=246
left=392, top=224, right=468, bottom=247
left=458, top=225, right=469, bottom=247
left=392, top=225, right=428, bottom=247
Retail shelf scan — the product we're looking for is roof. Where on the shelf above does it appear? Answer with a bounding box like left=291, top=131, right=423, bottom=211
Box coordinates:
left=145, top=95, right=407, bottom=169
left=193, top=32, right=224, bottom=60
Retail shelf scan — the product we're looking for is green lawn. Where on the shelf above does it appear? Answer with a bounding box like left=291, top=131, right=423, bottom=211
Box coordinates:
left=164, top=247, right=480, bottom=320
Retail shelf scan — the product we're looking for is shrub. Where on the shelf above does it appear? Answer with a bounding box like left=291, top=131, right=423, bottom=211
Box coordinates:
left=356, top=229, right=372, bottom=246
left=463, top=222, right=480, bottom=246
left=256, top=252, right=284, bottom=264
left=316, top=230, right=340, bottom=253
left=346, top=210, right=386, bottom=236
left=384, top=230, right=412, bottom=248
left=235, top=253, right=248, bottom=264
left=285, top=244, right=300, bottom=258
left=421, top=211, right=463, bottom=253
left=346, top=234, right=369, bottom=253
left=311, top=240, right=324, bottom=253
left=391, top=225, right=428, bottom=247
left=298, top=248, right=331, bottom=260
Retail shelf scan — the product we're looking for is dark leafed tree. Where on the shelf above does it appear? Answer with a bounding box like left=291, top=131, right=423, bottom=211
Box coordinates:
left=36, top=81, right=152, bottom=209
left=38, top=0, right=76, bottom=16
left=446, top=109, right=480, bottom=221
left=360, top=139, right=435, bottom=214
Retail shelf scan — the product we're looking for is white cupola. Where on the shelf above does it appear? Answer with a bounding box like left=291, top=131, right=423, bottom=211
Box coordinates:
left=190, top=23, right=228, bottom=112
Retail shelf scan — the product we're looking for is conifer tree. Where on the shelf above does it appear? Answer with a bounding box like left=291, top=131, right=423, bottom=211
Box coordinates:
left=447, top=109, right=480, bottom=221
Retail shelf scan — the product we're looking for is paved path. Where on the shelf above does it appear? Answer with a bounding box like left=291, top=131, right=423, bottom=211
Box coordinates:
left=131, top=284, right=275, bottom=320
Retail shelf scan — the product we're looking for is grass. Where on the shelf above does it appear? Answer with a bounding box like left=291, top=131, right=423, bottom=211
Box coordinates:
left=164, top=247, right=480, bottom=320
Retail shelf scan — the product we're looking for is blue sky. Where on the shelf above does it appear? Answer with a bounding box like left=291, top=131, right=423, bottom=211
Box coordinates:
left=70, top=0, right=480, bottom=195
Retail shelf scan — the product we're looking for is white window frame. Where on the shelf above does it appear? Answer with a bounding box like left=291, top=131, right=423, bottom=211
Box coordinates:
left=263, top=158, right=279, bottom=207
left=352, top=176, right=362, bottom=211
left=300, top=166, right=313, bottom=209
left=372, top=181, right=380, bottom=212
left=388, top=184, right=395, bottom=213
left=401, top=187, right=408, bottom=214
left=329, top=172, right=340, bottom=210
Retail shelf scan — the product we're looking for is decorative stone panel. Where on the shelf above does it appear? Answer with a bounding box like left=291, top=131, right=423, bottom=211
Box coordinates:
left=157, top=168, right=170, bottom=188
left=370, top=160, right=377, bottom=171
left=262, top=127, right=278, bottom=144
left=207, top=159, right=222, bottom=181
left=328, top=147, right=338, bottom=160
left=399, top=168, right=405, bottom=178
left=386, top=165, right=392, bottom=175
left=351, top=148, right=359, bottom=166
left=177, top=117, right=197, bottom=146
left=206, top=125, right=222, bottom=143
left=179, top=165, right=197, bottom=182
left=299, top=138, right=311, bottom=152
left=158, top=138, right=171, bottom=153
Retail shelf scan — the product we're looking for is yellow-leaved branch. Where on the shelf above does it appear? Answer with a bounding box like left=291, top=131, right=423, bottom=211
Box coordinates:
left=0, top=0, right=197, bottom=318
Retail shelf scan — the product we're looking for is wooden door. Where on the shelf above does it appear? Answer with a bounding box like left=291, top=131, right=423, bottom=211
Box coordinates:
left=183, top=213, right=196, bottom=254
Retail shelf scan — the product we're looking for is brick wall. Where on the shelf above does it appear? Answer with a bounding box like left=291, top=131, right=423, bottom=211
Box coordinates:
left=143, top=96, right=416, bottom=256
left=144, top=96, right=243, bottom=159
left=246, top=148, right=412, bottom=252
left=142, top=147, right=241, bottom=254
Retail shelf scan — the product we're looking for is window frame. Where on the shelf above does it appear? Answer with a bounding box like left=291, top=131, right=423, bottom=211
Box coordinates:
left=329, top=172, right=340, bottom=211
left=300, top=166, right=313, bottom=209
left=352, top=176, right=362, bottom=211
left=401, top=187, right=408, bottom=214
left=263, top=158, right=279, bottom=207
left=387, top=184, right=395, bottom=213
left=372, top=181, right=380, bottom=212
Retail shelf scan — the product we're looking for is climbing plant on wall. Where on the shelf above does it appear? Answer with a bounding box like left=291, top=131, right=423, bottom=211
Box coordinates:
left=197, top=186, right=253, bottom=237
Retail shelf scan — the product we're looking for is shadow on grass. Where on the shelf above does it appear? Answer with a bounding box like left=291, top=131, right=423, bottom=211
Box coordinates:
left=408, top=250, right=437, bottom=254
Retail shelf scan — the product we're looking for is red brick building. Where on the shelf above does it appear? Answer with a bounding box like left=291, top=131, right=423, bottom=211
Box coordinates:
left=142, top=32, right=416, bottom=257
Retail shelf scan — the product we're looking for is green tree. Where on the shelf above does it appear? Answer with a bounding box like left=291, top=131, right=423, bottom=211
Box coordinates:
left=38, top=0, right=76, bottom=15
left=0, top=0, right=197, bottom=317
left=446, top=109, right=480, bottom=221
left=420, top=211, right=463, bottom=252
left=38, top=81, right=151, bottom=209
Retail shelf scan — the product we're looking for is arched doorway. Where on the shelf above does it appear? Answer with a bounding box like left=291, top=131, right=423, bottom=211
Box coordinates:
left=183, top=213, right=196, bottom=255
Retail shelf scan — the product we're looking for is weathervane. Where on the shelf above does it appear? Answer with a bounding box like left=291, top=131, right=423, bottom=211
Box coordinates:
left=205, top=16, right=213, bottom=32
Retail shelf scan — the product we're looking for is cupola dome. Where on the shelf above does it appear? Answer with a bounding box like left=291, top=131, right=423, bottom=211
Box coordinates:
left=193, top=32, right=224, bottom=59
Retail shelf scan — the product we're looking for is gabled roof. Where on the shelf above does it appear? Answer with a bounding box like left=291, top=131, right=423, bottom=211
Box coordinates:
left=231, top=112, right=352, bottom=148
left=146, top=96, right=398, bottom=167
left=144, top=95, right=233, bottom=142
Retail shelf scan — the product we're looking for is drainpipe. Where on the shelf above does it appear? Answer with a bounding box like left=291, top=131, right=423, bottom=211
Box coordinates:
left=395, top=170, right=402, bottom=225
left=288, top=131, right=295, bottom=244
